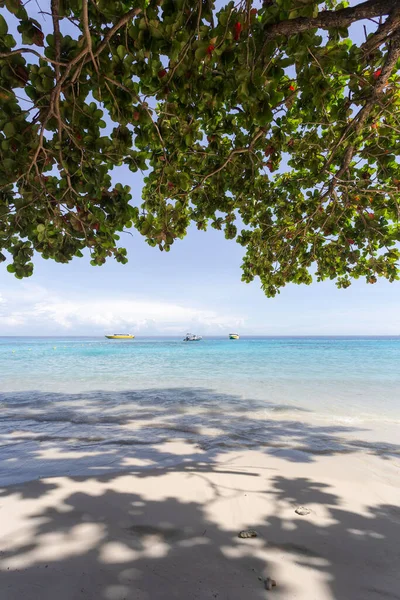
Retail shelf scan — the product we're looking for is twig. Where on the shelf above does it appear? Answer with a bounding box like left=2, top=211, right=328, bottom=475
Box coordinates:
left=333, top=29, right=400, bottom=181
left=51, top=0, right=61, bottom=82
left=361, top=6, right=400, bottom=54
left=0, top=48, right=67, bottom=66
left=264, top=0, right=395, bottom=41
left=94, top=7, right=142, bottom=58
left=104, top=76, right=168, bottom=161
left=187, top=129, right=266, bottom=194
left=82, top=0, right=99, bottom=74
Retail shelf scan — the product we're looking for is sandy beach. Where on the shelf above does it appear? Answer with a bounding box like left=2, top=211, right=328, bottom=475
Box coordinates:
left=1, top=438, right=400, bottom=600
left=2, top=337, right=400, bottom=599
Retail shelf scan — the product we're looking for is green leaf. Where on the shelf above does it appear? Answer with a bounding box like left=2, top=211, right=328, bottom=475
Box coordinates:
left=5, top=0, right=28, bottom=18
left=117, top=45, right=126, bottom=60
left=0, top=14, right=8, bottom=35
left=3, top=122, right=15, bottom=137
left=195, top=44, right=208, bottom=61
left=3, top=158, right=15, bottom=171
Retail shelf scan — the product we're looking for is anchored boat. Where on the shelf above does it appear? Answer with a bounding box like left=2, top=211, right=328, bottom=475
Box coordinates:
left=183, top=333, right=202, bottom=342
left=229, top=333, right=240, bottom=340
left=105, top=334, right=134, bottom=340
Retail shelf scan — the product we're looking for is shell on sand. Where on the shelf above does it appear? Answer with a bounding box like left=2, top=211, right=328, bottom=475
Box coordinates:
left=265, top=577, right=277, bottom=590
left=295, top=506, right=311, bottom=516
left=238, top=529, right=258, bottom=538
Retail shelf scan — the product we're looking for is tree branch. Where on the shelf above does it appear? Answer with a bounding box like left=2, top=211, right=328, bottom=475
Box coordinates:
left=187, top=129, right=266, bottom=194
left=318, top=29, right=400, bottom=201
left=51, top=0, right=61, bottom=81
left=361, top=6, right=400, bottom=54
left=335, top=29, right=400, bottom=179
left=0, top=48, right=67, bottom=66
left=93, top=7, right=142, bottom=58
left=82, top=0, right=99, bottom=74
left=263, top=0, right=395, bottom=41
left=104, top=76, right=168, bottom=162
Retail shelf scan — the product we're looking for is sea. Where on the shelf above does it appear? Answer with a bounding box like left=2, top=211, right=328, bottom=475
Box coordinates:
left=1, top=336, right=399, bottom=485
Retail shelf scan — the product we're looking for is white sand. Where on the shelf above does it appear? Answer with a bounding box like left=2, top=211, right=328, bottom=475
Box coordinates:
left=1, top=440, right=400, bottom=600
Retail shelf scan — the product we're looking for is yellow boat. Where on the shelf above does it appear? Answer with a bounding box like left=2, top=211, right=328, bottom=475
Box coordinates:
left=229, top=333, right=240, bottom=340
left=105, top=334, right=135, bottom=340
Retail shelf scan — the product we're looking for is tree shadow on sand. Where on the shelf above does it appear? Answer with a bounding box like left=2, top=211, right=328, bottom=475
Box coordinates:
left=0, top=468, right=399, bottom=600
left=1, top=387, right=400, bottom=598
left=1, top=387, right=399, bottom=486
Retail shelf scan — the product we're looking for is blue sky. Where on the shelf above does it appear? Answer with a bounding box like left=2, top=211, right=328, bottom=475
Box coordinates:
left=1, top=1, right=399, bottom=336
left=1, top=209, right=399, bottom=335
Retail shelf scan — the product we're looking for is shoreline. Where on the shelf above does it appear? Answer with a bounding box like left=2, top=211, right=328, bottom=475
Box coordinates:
left=1, top=407, right=400, bottom=488
left=1, top=440, right=400, bottom=599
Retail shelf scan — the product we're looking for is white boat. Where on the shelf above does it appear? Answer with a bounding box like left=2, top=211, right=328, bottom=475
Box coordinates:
left=183, top=333, right=202, bottom=342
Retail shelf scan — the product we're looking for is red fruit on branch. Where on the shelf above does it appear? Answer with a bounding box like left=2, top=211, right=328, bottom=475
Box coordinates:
left=266, top=161, right=274, bottom=172
left=93, top=223, right=100, bottom=231
left=250, top=8, right=258, bottom=16
left=234, top=22, right=242, bottom=41
left=167, top=182, right=174, bottom=189
left=207, top=44, right=215, bottom=55
left=347, top=238, right=354, bottom=245
left=158, top=69, right=167, bottom=78
left=289, top=84, right=295, bottom=92
left=133, top=111, right=140, bottom=121
left=373, top=69, right=382, bottom=79
left=264, top=145, right=275, bottom=157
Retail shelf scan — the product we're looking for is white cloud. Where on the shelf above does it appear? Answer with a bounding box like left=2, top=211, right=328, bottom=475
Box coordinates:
left=0, top=314, right=25, bottom=326
left=0, top=286, right=245, bottom=334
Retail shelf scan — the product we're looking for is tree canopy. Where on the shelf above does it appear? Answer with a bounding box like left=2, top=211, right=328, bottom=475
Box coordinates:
left=0, top=0, right=400, bottom=295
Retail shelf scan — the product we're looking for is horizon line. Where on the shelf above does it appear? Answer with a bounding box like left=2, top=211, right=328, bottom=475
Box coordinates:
left=1, top=334, right=399, bottom=338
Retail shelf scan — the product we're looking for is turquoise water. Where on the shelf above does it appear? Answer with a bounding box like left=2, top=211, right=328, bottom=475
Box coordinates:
left=1, top=336, right=399, bottom=484
left=1, top=336, right=400, bottom=416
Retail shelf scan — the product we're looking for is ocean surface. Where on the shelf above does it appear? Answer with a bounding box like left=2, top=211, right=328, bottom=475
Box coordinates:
left=1, top=336, right=399, bottom=484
